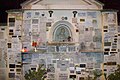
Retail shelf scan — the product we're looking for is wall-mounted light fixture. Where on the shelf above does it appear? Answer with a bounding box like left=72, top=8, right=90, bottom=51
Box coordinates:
left=73, top=11, right=77, bottom=18
left=48, top=10, right=53, bottom=17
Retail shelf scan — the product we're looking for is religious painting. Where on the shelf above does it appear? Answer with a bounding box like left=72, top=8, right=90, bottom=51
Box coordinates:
left=53, top=24, right=71, bottom=42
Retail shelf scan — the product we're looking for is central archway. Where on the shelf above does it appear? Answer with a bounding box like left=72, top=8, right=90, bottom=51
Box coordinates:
left=53, top=24, right=71, bottom=42
left=50, top=21, right=74, bottom=42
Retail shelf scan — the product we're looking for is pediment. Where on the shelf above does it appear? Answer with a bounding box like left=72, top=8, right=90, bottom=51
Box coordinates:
left=21, top=0, right=104, bottom=9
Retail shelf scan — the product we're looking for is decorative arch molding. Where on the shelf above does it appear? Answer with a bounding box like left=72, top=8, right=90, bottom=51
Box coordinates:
left=49, top=21, right=75, bottom=42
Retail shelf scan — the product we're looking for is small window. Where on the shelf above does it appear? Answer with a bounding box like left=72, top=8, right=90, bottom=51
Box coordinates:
left=9, top=73, right=15, bottom=78
left=9, top=64, right=15, bottom=68
left=104, top=48, right=110, bottom=51
left=9, top=32, right=14, bottom=35
left=111, top=49, right=116, bottom=51
left=16, top=65, right=22, bottom=68
left=80, top=19, right=85, bottom=22
left=16, top=69, right=21, bottom=72
left=12, top=36, right=17, bottom=38
left=9, top=18, right=15, bottom=22
left=31, top=68, right=36, bottom=71
left=104, top=26, right=108, bottom=29
left=69, top=75, right=76, bottom=78
left=114, top=41, right=117, bottom=43
left=70, top=70, right=74, bottom=73
left=110, top=52, right=117, bottom=54
left=8, top=43, right=12, bottom=48
left=80, top=64, right=86, bottom=68
left=9, top=22, right=15, bottom=27
left=104, top=52, right=109, bottom=55
left=104, top=42, right=111, bottom=46
left=114, top=35, right=117, bottom=37
left=92, top=20, right=97, bottom=24
left=1, top=28, right=5, bottom=30
left=46, top=22, right=52, bottom=27
left=10, top=69, right=14, bottom=71
left=85, top=28, right=88, bottom=31
left=9, top=29, right=14, bottom=35
left=9, top=29, right=13, bottom=32
left=9, top=18, right=15, bottom=27
left=76, top=71, right=81, bottom=74
left=79, top=77, right=84, bottom=80
left=114, top=38, right=117, bottom=40
left=52, top=60, right=56, bottom=63
left=107, top=62, right=116, bottom=65
left=104, top=69, right=107, bottom=71
left=104, top=30, right=108, bottom=32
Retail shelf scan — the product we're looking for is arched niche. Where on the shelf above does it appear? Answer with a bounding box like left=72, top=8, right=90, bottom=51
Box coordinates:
left=50, top=21, right=74, bottom=42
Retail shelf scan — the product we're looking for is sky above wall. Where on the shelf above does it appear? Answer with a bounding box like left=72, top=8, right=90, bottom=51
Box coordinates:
left=0, top=0, right=120, bottom=23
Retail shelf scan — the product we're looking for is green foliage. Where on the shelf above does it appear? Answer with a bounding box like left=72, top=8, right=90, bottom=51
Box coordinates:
left=107, top=65, right=120, bottom=80
left=93, top=69, right=102, bottom=80
left=104, top=73, right=107, bottom=80
left=24, top=64, right=46, bottom=80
